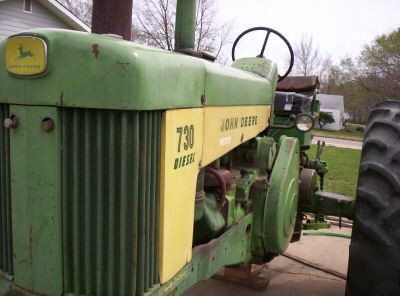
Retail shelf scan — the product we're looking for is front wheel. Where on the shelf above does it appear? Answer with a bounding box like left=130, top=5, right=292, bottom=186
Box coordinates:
left=346, top=100, right=400, bottom=295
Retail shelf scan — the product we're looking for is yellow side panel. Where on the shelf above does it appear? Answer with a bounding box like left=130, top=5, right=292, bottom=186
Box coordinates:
left=159, top=108, right=204, bottom=283
left=159, top=105, right=270, bottom=282
left=5, top=36, right=47, bottom=76
left=202, top=105, right=271, bottom=165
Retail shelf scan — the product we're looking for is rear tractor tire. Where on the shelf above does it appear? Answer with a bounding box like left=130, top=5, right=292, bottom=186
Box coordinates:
left=346, top=100, right=400, bottom=295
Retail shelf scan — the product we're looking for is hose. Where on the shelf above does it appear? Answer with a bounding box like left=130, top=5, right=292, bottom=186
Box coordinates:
left=282, top=252, right=347, bottom=280
left=205, top=166, right=227, bottom=207
left=303, top=231, right=351, bottom=239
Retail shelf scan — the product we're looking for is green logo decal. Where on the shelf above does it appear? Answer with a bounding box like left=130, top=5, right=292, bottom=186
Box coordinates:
left=15, top=45, right=35, bottom=63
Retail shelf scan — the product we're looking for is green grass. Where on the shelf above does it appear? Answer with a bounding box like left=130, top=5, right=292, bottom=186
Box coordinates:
left=308, top=145, right=362, bottom=198
left=312, top=123, right=365, bottom=142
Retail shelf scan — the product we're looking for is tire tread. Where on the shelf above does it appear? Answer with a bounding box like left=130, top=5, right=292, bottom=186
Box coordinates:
left=346, top=100, right=400, bottom=296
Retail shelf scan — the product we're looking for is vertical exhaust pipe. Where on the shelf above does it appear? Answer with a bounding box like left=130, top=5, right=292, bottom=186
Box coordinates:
left=175, top=0, right=196, bottom=52
left=91, top=0, right=133, bottom=40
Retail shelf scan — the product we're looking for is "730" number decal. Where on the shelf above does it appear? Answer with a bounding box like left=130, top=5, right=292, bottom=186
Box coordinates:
left=176, top=125, right=194, bottom=153
left=174, top=125, right=195, bottom=170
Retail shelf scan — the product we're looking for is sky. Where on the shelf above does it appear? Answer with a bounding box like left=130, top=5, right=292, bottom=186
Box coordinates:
left=216, top=0, right=400, bottom=66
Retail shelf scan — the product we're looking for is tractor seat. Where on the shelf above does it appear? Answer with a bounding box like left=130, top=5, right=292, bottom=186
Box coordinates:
left=276, top=75, right=320, bottom=93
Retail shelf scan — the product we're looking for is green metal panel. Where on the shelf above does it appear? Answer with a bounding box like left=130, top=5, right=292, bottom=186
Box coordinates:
left=0, top=104, right=13, bottom=276
left=10, top=105, right=62, bottom=295
left=204, top=62, right=274, bottom=106
left=231, top=57, right=278, bottom=82
left=62, top=108, right=161, bottom=296
left=0, top=29, right=274, bottom=110
left=264, top=136, right=300, bottom=253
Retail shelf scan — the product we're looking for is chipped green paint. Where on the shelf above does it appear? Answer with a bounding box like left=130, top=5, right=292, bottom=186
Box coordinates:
left=10, top=106, right=62, bottom=295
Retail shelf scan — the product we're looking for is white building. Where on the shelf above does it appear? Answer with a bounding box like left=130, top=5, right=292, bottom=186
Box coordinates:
left=0, top=0, right=89, bottom=41
left=316, top=94, right=345, bottom=131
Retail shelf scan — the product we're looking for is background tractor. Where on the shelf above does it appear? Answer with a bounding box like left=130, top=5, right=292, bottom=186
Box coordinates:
left=0, top=0, right=398, bottom=295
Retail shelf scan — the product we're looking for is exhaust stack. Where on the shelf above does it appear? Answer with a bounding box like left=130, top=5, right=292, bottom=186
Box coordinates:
left=174, top=0, right=196, bottom=51
left=91, top=0, right=133, bottom=40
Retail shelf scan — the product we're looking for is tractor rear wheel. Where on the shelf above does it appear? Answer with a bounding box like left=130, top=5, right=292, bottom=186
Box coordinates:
left=346, top=100, right=400, bottom=295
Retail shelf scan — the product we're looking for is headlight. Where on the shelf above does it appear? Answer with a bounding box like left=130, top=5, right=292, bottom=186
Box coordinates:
left=295, top=113, right=314, bottom=132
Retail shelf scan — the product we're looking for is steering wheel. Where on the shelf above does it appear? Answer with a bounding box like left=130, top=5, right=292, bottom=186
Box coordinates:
left=232, top=27, right=294, bottom=82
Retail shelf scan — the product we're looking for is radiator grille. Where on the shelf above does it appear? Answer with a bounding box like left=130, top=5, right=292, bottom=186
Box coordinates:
left=0, top=104, right=13, bottom=276
left=62, top=108, right=161, bottom=295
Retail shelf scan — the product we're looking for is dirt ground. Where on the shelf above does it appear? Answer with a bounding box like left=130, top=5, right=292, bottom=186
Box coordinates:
left=185, top=226, right=352, bottom=296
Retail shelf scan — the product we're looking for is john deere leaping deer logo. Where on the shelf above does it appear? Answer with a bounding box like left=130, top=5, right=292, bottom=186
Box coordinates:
left=15, top=45, right=35, bottom=63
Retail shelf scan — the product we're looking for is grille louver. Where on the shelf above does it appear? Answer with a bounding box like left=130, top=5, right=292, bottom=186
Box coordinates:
left=62, top=108, right=161, bottom=295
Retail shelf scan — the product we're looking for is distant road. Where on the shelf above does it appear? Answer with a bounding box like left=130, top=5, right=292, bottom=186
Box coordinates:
left=312, top=136, right=363, bottom=150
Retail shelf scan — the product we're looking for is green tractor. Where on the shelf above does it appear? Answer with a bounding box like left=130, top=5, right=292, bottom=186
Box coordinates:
left=0, top=0, right=398, bottom=295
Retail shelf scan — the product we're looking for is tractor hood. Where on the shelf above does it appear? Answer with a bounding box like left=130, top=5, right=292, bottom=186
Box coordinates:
left=0, top=29, right=277, bottom=110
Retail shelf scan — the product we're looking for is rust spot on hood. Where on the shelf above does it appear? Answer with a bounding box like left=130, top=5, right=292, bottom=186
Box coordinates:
left=59, top=91, right=64, bottom=106
left=92, top=44, right=100, bottom=58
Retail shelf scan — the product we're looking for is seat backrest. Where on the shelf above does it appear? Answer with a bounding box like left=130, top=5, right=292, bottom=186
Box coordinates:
left=276, top=75, right=320, bottom=93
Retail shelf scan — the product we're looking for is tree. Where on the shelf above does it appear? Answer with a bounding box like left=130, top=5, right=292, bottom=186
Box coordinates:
left=194, top=0, right=232, bottom=59
left=325, top=28, right=400, bottom=124
left=357, top=28, right=400, bottom=100
left=291, top=34, right=332, bottom=83
left=58, top=0, right=92, bottom=24
left=317, top=111, right=335, bottom=129
left=133, top=0, right=175, bottom=50
left=133, top=0, right=233, bottom=62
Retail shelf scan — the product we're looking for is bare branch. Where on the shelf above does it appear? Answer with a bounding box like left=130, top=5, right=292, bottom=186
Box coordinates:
left=132, top=0, right=233, bottom=59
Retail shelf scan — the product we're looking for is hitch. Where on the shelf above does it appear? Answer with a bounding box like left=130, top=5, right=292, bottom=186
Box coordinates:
left=300, top=189, right=354, bottom=231
left=313, top=190, right=354, bottom=221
